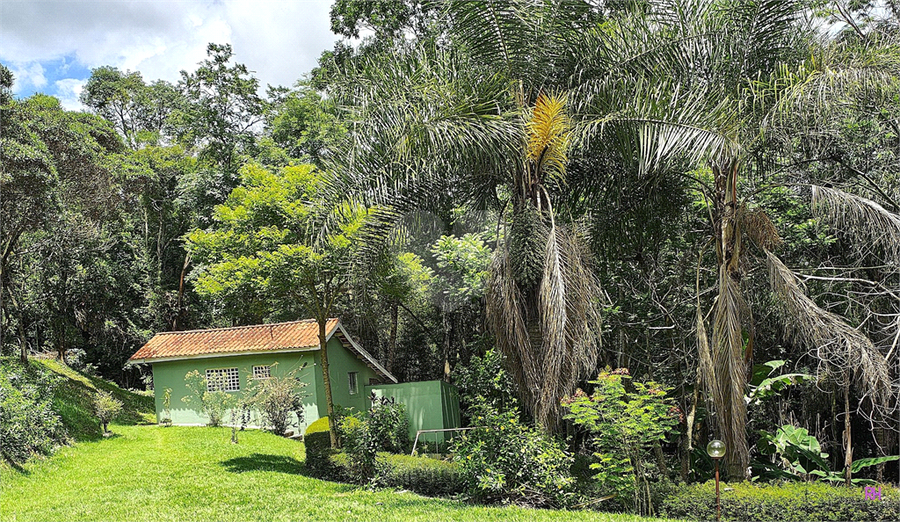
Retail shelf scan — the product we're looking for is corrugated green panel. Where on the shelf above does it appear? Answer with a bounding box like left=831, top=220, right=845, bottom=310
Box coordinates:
left=150, top=352, right=317, bottom=433
left=366, top=380, right=461, bottom=443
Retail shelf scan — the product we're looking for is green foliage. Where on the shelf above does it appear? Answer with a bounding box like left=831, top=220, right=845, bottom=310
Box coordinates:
left=561, top=368, right=679, bottom=514
left=244, top=368, right=308, bottom=435
left=374, top=453, right=464, bottom=497
left=367, top=395, right=410, bottom=454
left=304, top=416, right=335, bottom=474
left=94, top=390, right=124, bottom=434
left=454, top=348, right=518, bottom=419
left=430, top=233, right=492, bottom=304
left=182, top=370, right=236, bottom=427
left=659, top=481, right=900, bottom=522
left=452, top=406, right=575, bottom=507
left=756, top=424, right=898, bottom=484
left=2, top=425, right=663, bottom=522
left=338, top=413, right=379, bottom=482
left=0, top=359, right=66, bottom=462
left=747, top=360, right=813, bottom=406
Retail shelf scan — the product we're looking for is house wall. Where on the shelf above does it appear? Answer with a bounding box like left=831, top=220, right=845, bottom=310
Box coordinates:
left=312, top=338, right=380, bottom=417
left=151, top=351, right=318, bottom=432
left=366, top=380, right=461, bottom=444
left=151, top=337, right=381, bottom=433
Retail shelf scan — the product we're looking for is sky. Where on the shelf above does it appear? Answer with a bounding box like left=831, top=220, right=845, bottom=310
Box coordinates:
left=0, top=0, right=339, bottom=110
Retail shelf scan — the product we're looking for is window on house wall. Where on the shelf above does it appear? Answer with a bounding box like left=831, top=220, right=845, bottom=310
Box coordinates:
left=206, top=367, right=240, bottom=392
left=348, top=372, right=359, bottom=395
left=252, top=365, right=272, bottom=380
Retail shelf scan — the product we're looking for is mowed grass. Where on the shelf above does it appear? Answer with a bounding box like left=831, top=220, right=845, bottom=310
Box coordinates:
left=1, top=425, right=675, bottom=522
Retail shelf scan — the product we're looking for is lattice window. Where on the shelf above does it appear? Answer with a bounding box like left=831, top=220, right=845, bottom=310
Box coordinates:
left=206, top=367, right=240, bottom=392
left=252, top=365, right=271, bottom=380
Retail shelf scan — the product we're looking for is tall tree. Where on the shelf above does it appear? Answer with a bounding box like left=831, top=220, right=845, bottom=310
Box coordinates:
left=188, top=163, right=368, bottom=447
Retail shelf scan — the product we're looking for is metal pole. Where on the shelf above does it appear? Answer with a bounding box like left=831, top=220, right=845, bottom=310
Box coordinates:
left=715, top=458, right=721, bottom=522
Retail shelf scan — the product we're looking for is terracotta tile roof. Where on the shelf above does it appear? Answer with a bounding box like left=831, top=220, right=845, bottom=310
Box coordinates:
left=129, top=318, right=338, bottom=362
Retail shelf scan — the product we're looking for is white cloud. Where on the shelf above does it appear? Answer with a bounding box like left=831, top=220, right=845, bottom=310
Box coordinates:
left=8, top=62, right=47, bottom=93
left=54, top=78, right=87, bottom=111
left=0, top=0, right=337, bottom=99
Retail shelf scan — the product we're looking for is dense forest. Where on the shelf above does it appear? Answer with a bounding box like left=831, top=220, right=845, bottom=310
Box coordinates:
left=2, top=0, right=899, bottom=491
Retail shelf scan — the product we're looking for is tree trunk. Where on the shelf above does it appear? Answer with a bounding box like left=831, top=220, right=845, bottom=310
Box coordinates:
left=844, top=379, right=853, bottom=486
left=387, top=301, right=399, bottom=375
left=319, top=318, right=338, bottom=449
left=442, top=307, right=452, bottom=382
left=173, top=252, right=191, bottom=330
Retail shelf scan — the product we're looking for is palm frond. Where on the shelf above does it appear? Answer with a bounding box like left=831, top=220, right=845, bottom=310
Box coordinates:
left=811, top=185, right=900, bottom=264
left=712, top=265, right=750, bottom=476
left=766, top=251, right=893, bottom=410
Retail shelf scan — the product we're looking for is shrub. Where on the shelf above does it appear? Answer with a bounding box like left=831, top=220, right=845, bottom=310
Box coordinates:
left=94, top=390, right=123, bottom=434
left=367, top=394, right=409, bottom=453
left=0, top=360, right=66, bottom=462
left=375, top=453, right=464, bottom=497
left=659, top=481, right=900, bottom=521
left=451, top=405, right=575, bottom=508
left=454, top=349, right=518, bottom=419
left=304, top=416, right=334, bottom=475
left=561, top=367, right=678, bottom=515
left=160, top=388, right=172, bottom=427
left=182, top=370, right=233, bottom=427
left=246, top=372, right=308, bottom=435
left=339, top=413, right=378, bottom=483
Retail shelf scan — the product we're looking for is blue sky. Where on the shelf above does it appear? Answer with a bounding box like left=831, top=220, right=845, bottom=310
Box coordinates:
left=0, top=1, right=339, bottom=110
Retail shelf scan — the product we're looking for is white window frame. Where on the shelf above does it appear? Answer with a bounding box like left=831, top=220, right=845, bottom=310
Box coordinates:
left=348, top=371, right=359, bottom=395
left=252, top=365, right=272, bottom=380
left=206, top=367, right=240, bottom=392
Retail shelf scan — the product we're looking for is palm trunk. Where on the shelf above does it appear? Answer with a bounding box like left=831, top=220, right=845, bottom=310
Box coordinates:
left=319, top=318, right=338, bottom=448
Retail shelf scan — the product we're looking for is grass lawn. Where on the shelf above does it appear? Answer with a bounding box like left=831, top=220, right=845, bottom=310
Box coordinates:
left=1, top=425, right=676, bottom=522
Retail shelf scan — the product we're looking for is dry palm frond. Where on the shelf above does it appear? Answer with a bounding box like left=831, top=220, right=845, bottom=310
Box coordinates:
left=696, top=249, right=717, bottom=413
left=766, top=251, right=892, bottom=410
left=486, top=240, right=539, bottom=414
left=811, top=185, right=900, bottom=264
left=712, top=266, right=750, bottom=477
left=526, top=93, right=570, bottom=182
left=486, top=221, right=603, bottom=432
left=742, top=206, right=782, bottom=251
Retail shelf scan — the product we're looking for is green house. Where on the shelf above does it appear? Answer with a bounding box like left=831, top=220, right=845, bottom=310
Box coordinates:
left=129, top=318, right=461, bottom=439
left=129, top=318, right=396, bottom=433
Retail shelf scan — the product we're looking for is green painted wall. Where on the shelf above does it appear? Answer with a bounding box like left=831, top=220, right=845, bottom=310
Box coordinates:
left=312, top=338, right=380, bottom=416
left=150, top=337, right=380, bottom=433
left=151, top=352, right=317, bottom=432
left=366, top=380, right=461, bottom=444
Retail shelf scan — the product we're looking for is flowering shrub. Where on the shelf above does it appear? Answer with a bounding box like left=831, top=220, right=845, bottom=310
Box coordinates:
left=451, top=404, right=575, bottom=507
left=562, top=367, right=678, bottom=515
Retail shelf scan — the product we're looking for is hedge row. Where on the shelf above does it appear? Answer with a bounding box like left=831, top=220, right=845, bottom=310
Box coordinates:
left=659, top=481, right=900, bottom=522
left=304, top=416, right=462, bottom=497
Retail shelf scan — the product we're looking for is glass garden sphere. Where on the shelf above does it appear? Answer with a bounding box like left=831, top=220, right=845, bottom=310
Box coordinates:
left=707, top=439, right=726, bottom=459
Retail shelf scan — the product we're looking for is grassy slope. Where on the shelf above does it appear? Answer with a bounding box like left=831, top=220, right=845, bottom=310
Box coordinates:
left=0, top=425, right=674, bottom=522
left=33, top=358, right=156, bottom=441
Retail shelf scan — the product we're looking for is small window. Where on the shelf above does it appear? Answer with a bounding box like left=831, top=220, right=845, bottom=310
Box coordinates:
left=206, top=368, right=240, bottom=392
left=252, top=365, right=272, bottom=380
left=348, top=372, right=359, bottom=395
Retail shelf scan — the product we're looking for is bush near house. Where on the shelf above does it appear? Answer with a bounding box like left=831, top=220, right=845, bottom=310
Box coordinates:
left=304, top=416, right=335, bottom=474
left=659, top=481, right=900, bottom=521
